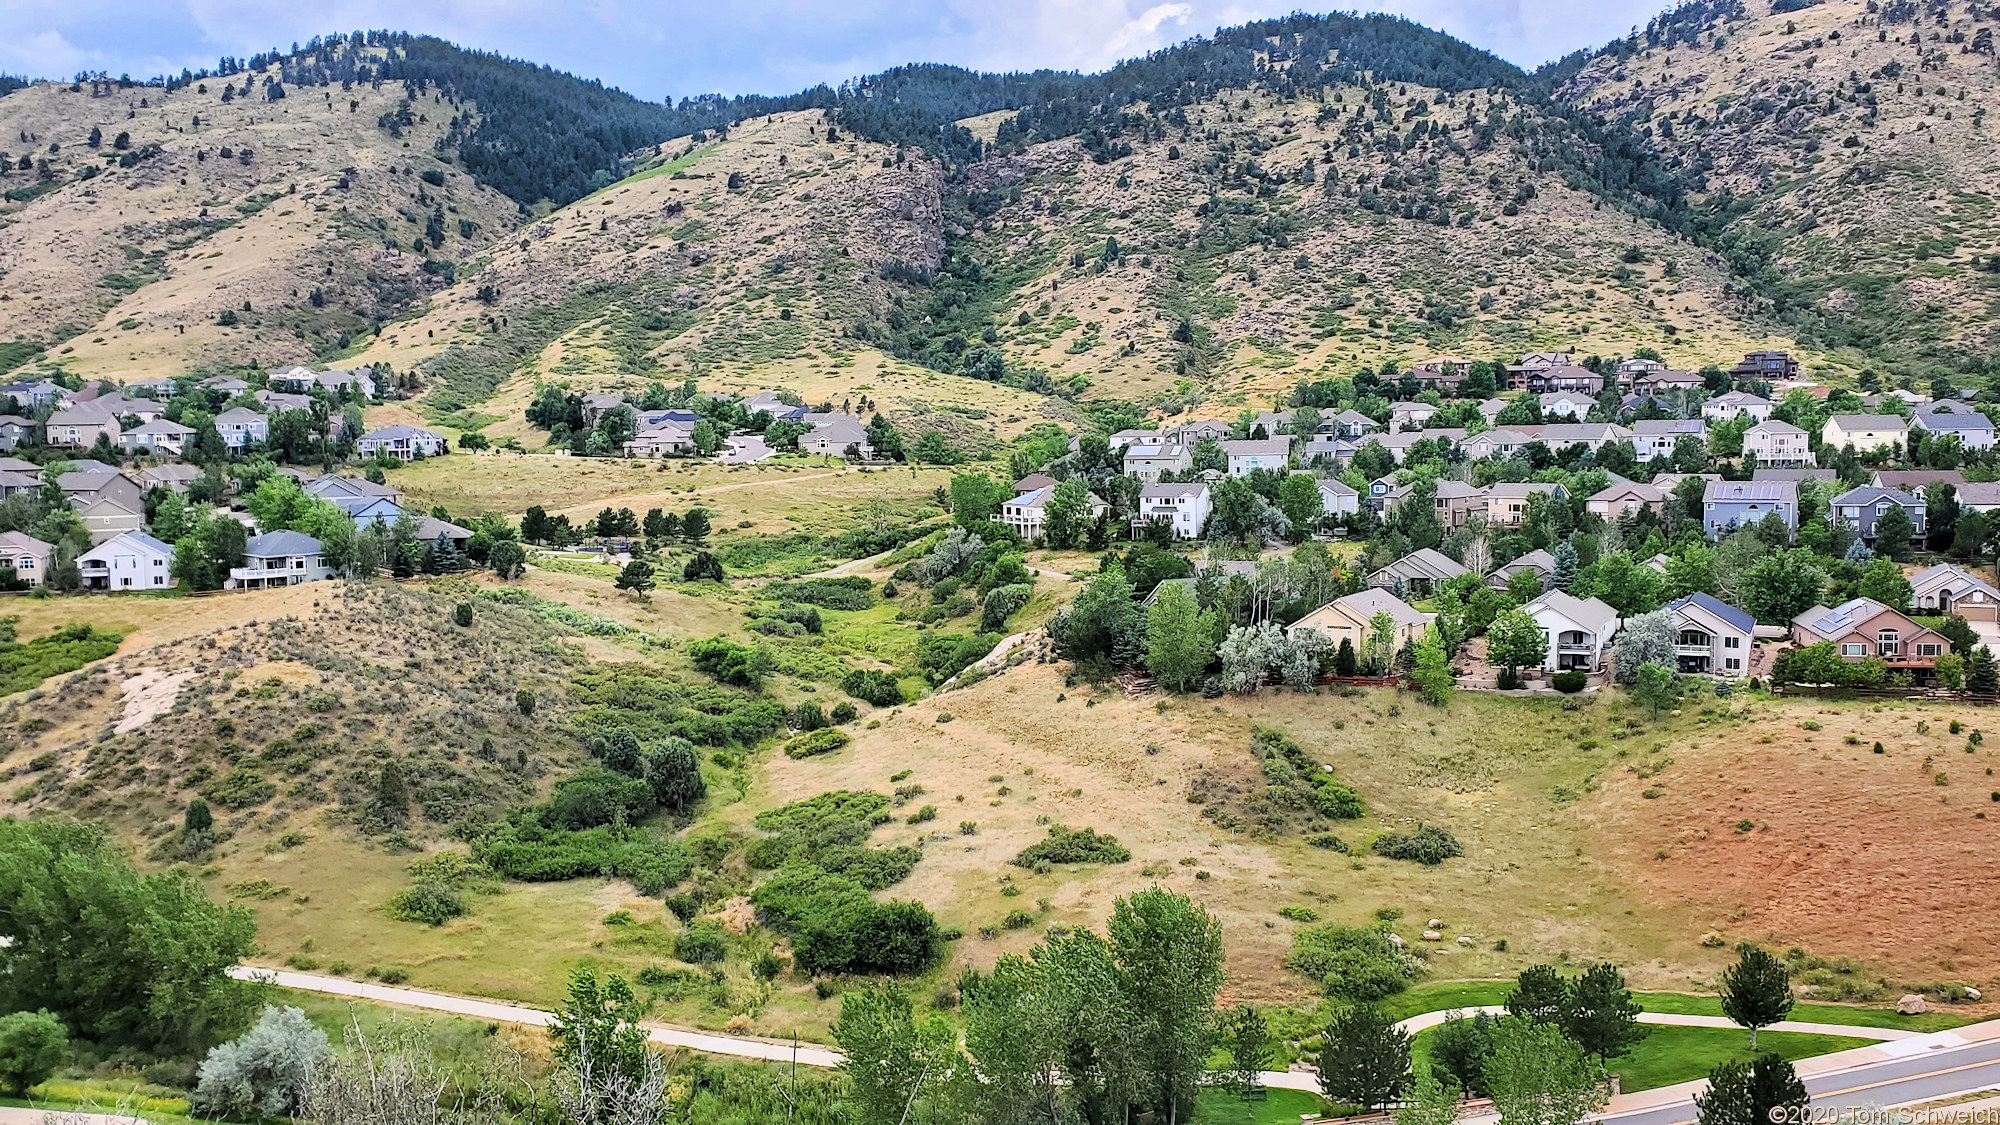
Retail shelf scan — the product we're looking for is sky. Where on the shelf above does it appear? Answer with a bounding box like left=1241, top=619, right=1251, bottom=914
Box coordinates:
left=0, top=0, right=1670, bottom=102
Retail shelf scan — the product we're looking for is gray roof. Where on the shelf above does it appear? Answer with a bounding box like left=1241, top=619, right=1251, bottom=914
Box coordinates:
left=1138, top=482, right=1208, bottom=500
left=1667, top=592, right=1756, bottom=636
left=1746, top=419, right=1806, bottom=435
left=1496, top=548, right=1555, bottom=574
left=1828, top=414, right=1909, bottom=430
left=1527, top=589, right=1619, bottom=634
left=1830, top=485, right=1920, bottom=508
left=1326, top=588, right=1430, bottom=629
left=1373, top=547, right=1469, bottom=582
left=1794, top=597, right=1905, bottom=637
left=360, top=424, right=442, bottom=441
left=214, top=407, right=266, bottom=423
left=1220, top=438, right=1289, bottom=457
left=245, top=530, right=323, bottom=556
left=1752, top=468, right=1835, bottom=482
left=1915, top=411, right=1994, bottom=433
left=1632, top=419, right=1706, bottom=435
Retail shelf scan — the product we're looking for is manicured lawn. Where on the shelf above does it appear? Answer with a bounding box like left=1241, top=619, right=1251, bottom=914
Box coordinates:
left=1609, top=1027, right=1872, bottom=1092
left=1380, top=981, right=1975, bottom=1033
left=1194, top=1086, right=1328, bottom=1125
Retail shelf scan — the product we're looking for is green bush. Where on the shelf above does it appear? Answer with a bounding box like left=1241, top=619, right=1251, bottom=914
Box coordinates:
left=766, top=577, right=874, bottom=610
left=1303, top=833, right=1348, bottom=852
left=470, top=819, right=692, bottom=895
left=385, top=882, right=466, bottom=926
left=783, top=729, right=851, bottom=760
left=1286, top=925, right=1425, bottom=1000
left=688, top=637, right=772, bottom=688
left=1371, top=825, right=1464, bottom=865
left=675, top=921, right=728, bottom=964
left=0, top=623, right=123, bottom=696
left=0, top=1009, right=66, bottom=1096
left=750, top=865, right=938, bottom=976
left=1252, top=726, right=1365, bottom=820
left=841, top=669, right=905, bottom=707
left=547, top=768, right=654, bottom=830
left=915, top=631, right=1000, bottom=684
left=1011, top=825, right=1131, bottom=867
left=1552, top=670, right=1588, bottom=693
left=202, top=768, right=277, bottom=811
left=747, top=791, right=917, bottom=889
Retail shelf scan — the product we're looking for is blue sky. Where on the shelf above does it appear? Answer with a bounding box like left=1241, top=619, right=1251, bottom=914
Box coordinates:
left=0, top=0, right=1669, bottom=101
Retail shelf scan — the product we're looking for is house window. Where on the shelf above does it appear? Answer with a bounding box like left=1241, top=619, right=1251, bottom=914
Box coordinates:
left=1725, top=658, right=1742, bottom=671
left=1723, top=636, right=1740, bottom=649
left=1877, top=630, right=1899, bottom=656
left=1840, top=643, right=1867, bottom=657
left=1916, top=643, right=1943, bottom=658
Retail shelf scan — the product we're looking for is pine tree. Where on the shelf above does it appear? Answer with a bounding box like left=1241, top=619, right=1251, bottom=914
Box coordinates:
left=1317, top=1004, right=1411, bottom=1111
left=1695, top=1054, right=1808, bottom=1125
left=1551, top=541, right=1579, bottom=591
left=1505, top=964, right=1571, bottom=1026
left=1969, top=645, right=1999, bottom=695
left=1565, top=962, right=1648, bottom=1063
left=615, top=559, right=656, bottom=596
left=1719, top=946, right=1794, bottom=1049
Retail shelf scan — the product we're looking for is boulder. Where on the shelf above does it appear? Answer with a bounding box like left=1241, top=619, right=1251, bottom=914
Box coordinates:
left=1388, top=933, right=1406, bottom=948
left=1968, top=988, right=1984, bottom=1002
left=1427, top=918, right=1446, bottom=929
left=1422, top=930, right=1443, bottom=942
left=1898, top=994, right=1928, bottom=1014
left=1457, top=935, right=1475, bottom=946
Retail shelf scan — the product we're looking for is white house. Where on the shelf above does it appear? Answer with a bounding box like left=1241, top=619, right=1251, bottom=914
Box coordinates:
left=1001, top=484, right=1108, bottom=542
left=119, top=418, right=194, bottom=457
left=1538, top=391, right=1594, bottom=420
left=1315, top=478, right=1359, bottom=518
left=1742, top=419, right=1810, bottom=466
left=0, top=531, right=52, bottom=587
left=1664, top=592, right=1755, bottom=676
left=79, top=531, right=176, bottom=591
left=1822, top=414, right=1908, bottom=454
left=1631, top=419, right=1706, bottom=462
left=228, top=530, right=334, bottom=589
left=1389, top=401, right=1438, bottom=430
left=357, top=424, right=449, bottom=461
left=1133, top=483, right=1211, bottom=540
left=1523, top=590, right=1621, bottom=672
left=1221, top=438, right=1289, bottom=477
left=1912, top=408, right=1997, bottom=451
left=213, top=407, right=269, bottom=450
left=1703, top=391, right=1773, bottom=424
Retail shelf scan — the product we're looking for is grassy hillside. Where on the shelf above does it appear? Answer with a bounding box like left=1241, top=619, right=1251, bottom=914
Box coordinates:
left=0, top=76, right=520, bottom=380
left=1554, top=0, right=2000, bottom=375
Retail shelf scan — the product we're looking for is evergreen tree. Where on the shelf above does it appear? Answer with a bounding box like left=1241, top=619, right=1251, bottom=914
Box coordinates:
left=1719, top=946, right=1794, bottom=1049
left=615, top=558, right=656, bottom=596
left=1872, top=503, right=1916, bottom=561
left=1564, top=962, right=1648, bottom=1063
left=1317, top=1004, right=1411, bottom=1111
left=1695, top=1054, right=1809, bottom=1125
left=1506, top=964, right=1571, bottom=1026
left=1551, top=541, right=1579, bottom=591
left=183, top=797, right=213, bottom=835
left=1968, top=645, right=1999, bottom=695
left=681, top=508, right=711, bottom=544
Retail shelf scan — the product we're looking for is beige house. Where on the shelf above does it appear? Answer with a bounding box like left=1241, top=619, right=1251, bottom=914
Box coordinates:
left=45, top=405, right=121, bottom=450
left=1743, top=419, right=1810, bottom=466
left=0, top=531, right=53, bottom=587
left=1484, top=482, right=1565, bottom=527
left=1822, top=414, right=1909, bottom=454
left=1287, top=588, right=1432, bottom=653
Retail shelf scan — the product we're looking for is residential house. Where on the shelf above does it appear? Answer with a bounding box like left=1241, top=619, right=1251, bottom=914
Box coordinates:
left=1614, top=358, right=1666, bottom=386
left=1791, top=598, right=1948, bottom=671
left=1001, top=485, right=1108, bottom=542
left=229, top=531, right=334, bottom=589
left=125, top=376, right=177, bottom=398
left=1913, top=407, right=1997, bottom=451
left=86, top=394, right=164, bottom=425
left=1221, top=438, right=1289, bottom=477
left=1329, top=409, right=1377, bottom=438
left=0, top=531, right=52, bottom=587
left=0, top=470, right=37, bottom=500
left=1704, top=479, right=1799, bottom=538
left=1511, top=365, right=1603, bottom=394
left=580, top=393, right=629, bottom=427
left=1486, top=549, right=1555, bottom=593
left=1910, top=564, right=2000, bottom=626
left=1484, top=482, right=1565, bottom=528
left=1427, top=480, right=1489, bottom=530
left=78, top=531, right=176, bottom=591
left=1287, top=588, right=1433, bottom=652
left=1956, top=482, right=2000, bottom=514
left=138, top=464, right=202, bottom=493
left=1301, top=437, right=1360, bottom=465
left=1822, top=414, right=1909, bottom=454
left=1375, top=429, right=1467, bottom=463
left=1523, top=590, right=1621, bottom=671
left=1367, top=547, right=1469, bottom=597
left=1123, top=441, right=1191, bottom=480
left=356, top=424, right=448, bottom=461
left=1870, top=469, right=1966, bottom=494
left=1476, top=398, right=1508, bottom=425
left=1366, top=476, right=1399, bottom=511
left=1753, top=468, right=1836, bottom=484
left=44, top=404, right=120, bottom=450
left=59, top=470, right=144, bottom=517
left=1538, top=391, right=1595, bottom=420
left=1587, top=480, right=1667, bottom=519
left=1653, top=472, right=1721, bottom=491
left=1526, top=423, right=1631, bottom=452
left=1014, top=473, right=1058, bottom=493
left=200, top=376, right=249, bottom=395
left=1703, top=391, right=1773, bottom=424
left=269, top=365, right=373, bottom=399
left=624, top=420, right=696, bottom=458
left=1743, top=419, right=1810, bottom=465
left=0, top=416, right=33, bottom=451
left=1828, top=486, right=1926, bottom=545
left=1665, top=593, right=1755, bottom=675
left=1133, top=483, right=1211, bottom=540
left=1104, top=428, right=1158, bottom=451
left=1731, top=351, right=1799, bottom=382
left=1411, top=355, right=1472, bottom=379
left=1389, top=401, right=1438, bottom=431
left=1315, top=478, right=1360, bottom=518
left=342, top=496, right=406, bottom=528
left=1631, top=369, right=1705, bottom=396
left=213, top=407, right=269, bottom=451
left=306, top=475, right=403, bottom=505
left=119, top=418, right=194, bottom=457
left=1170, top=419, right=1232, bottom=443
left=0, top=380, right=62, bottom=410
left=1458, top=428, right=1533, bottom=461
left=1631, top=419, right=1706, bottom=462
left=415, top=516, right=474, bottom=554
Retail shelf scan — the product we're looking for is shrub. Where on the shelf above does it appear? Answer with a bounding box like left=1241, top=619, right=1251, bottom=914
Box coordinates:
left=470, top=820, right=692, bottom=895
left=453, top=602, right=474, bottom=627
left=385, top=881, right=466, bottom=926
left=189, top=1005, right=329, bottom=1119
left=675, top=920, right=728, bottom=964
left=1303, top=833, right=1348, bottom=852
left=1011, top=825, right=1131, bottom=867
left=830, top=702, right=857, bottom=723
left=373, top=967, right=410, bottom=984
left=1286, top=925, right=1425, bottom=1000
left=749, top=865, right=939, bottom=975
left=915, top=631, right=1001, bottom=684
left=547, top=768, right=654, bottom=829
left=203, top=767, right=277, bottom=810
left=688, top=637, right=771, bottom=688
left=1251, top=726, right=1365, bottom=819
left=1371, top=825, right=1464, bottom=865
left=0, top=1010, right=65, bottom=1096
left=768, top=577, right=874, bottom=610
left=1279, top=905, right=1319, bottom=922
left=1551, top=671, right=1588, bottom=693
left=783, top=728, right=850, bottom=760
left=841, top=669, right=905, bottom=707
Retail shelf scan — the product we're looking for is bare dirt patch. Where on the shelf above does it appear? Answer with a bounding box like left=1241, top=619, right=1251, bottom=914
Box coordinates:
left=1589, top=697, right=2000, bottom=983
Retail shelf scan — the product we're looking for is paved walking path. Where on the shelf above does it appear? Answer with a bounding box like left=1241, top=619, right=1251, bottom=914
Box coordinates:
left=234, top=966, right=1928, bottom=1102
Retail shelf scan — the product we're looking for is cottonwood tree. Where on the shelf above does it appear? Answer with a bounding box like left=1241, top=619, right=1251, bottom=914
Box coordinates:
left=1110, top=888, right=1224, bottom=1124
left=1395, top=1067, right=1462, bottom=1125
left=1629, top=662, right=1679, bottom=719
left=1144, top=582, right=1218, bottom=692
left=1720, top=946, right=1794, bottom=1049
left=1485, top=1018, right=1606, bottom=1125
left=833, top=983, right=958, bottom=1125
left=1486, top=608, right=1546, bottom=686
left=1219, top=1004, right=1272, bottom=1097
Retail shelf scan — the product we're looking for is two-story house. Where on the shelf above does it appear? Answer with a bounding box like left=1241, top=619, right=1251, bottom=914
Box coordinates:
left=0, top=531, right=52, bottom=587
left=44, top=405, right=120, bottom=450
left=1828, top=485, right=1926, bottom=545
left=1665, top=592, right=1755, bottom=676
left=1486, top=548, right=1555, bottom=593
left=1822, top=414, right=1909, bottom=454
left=1389, top=401, right=1439, bottom=431
left=1731, top=350, right=1799, bottom=382
left=1133, top=483, right=1211, bottom=540
left=1538, top=391, right=1594, bottom=420
left=356, top=424, right=449, bottom=461
left=213, top=407, right=270, bottom=451
left=1742, top=419, right=1810, bottom=465
left=1484, top=482, right=1565, bottom=528
left=1791, top=598, right=1948, bottom=672
left=1704, top=479, right=1798, bottom=538
left=1524, top=590, right=1621, bottom=672
left=1703, top=391, right=1773, bottom=424
left=118, top=418, right=194, bottom=457
left=1315, top=478, right=1360, bottom=518
left=1631, top=419, right=1706, bottom=463
left=228, top=530, right=335, bottom=589
left=1912, top=407, right=1997, bottom=451
left=1002, top=484, right=1108, bottom=542
left=1122, top=441, right=1192, bottom=481
left=78, top=531, right=176, bottom=591
left=1221, top=438, right=1289, bottom=477
left=1587, top=480, right=1667, bottom=519
left=1458, top=428, right=1533, bottom=461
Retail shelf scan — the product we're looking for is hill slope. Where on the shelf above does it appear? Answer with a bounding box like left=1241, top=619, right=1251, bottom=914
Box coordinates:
left=1553, top=0, right=2000, bottom=374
